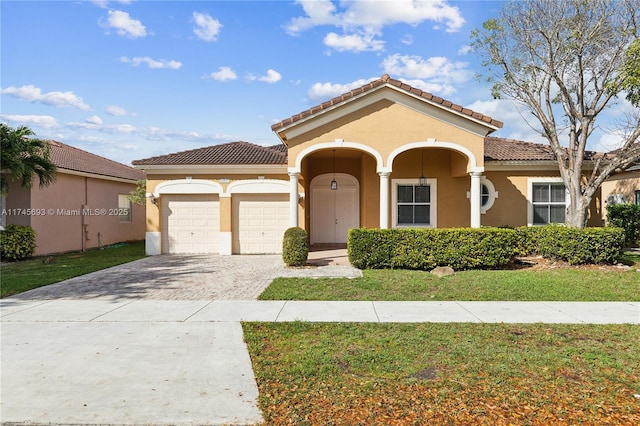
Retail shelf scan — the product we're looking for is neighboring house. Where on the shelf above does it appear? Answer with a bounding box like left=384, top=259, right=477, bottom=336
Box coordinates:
left=133, top=74, right=604, bottom=256
left=2, top=141, right=145, bottom=255
left=601, top=163, right=640, bottom=223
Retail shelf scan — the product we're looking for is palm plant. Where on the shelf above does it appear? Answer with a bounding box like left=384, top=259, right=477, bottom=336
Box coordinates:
left=1, top=124, right=57, bottom=194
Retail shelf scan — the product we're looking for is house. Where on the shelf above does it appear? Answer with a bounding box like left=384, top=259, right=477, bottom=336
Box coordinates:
left=1, top=141, right=145, bottom=255
left=133, top=74, right=604, bottom=256
left=601, top=163, right=640, bottom=222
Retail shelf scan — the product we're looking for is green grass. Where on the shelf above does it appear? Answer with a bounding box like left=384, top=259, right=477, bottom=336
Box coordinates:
left=244, top=322, right=640, bottom=424
left=259, top=252, right=640, bottom=302
left=0, top=241, right=146, bottom=298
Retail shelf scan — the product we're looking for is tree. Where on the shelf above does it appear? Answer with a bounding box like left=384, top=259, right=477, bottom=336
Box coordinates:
left=127, top=179, right=147, bottom=206
left=472, top=0, right=640, bottom=228
left=1, top=124, right=57, bottom=194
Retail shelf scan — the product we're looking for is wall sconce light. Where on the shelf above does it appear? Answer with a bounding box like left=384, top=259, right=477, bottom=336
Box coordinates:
left=147, top=193, right=158, bottom=206
left=331, top=149, right=338, bottom=190
left=419, top=149, right=427, bottom=187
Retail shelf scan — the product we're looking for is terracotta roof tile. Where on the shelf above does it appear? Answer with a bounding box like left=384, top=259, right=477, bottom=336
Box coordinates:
left=132, top=141, right=287, bottom=166
left=484, top=137, right=601, bottom=161
left=48, top=140, right=144, bottom=181
left=271, top=74, right=503, bottom=132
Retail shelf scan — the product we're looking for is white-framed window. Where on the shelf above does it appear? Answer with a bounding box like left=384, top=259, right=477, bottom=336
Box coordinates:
left=118, top=194, right=132, bottom=223
left=392, top=178, right=437, bottom=227
left=527, top=178, right=568, bottom=225
left=470, top=177, right=498, bottom=214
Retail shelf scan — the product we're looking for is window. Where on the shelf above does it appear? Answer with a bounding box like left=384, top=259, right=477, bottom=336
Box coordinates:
left=529, top=179, right=567, bottom=225
left=118, top=194, right=132, bottom=223
left=480, top=178, right=498, bottom=214
left=392, top=179, right=437, bottom=227
left=636, top=190, right=640, bottom=206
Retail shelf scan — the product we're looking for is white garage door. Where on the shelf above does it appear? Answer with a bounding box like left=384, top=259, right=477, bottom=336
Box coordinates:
left=163, top=194, right=220, bottom=254
left=233, top=194, right=289, bottom=254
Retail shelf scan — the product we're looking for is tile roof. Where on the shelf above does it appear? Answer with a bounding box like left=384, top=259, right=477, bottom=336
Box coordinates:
left=271, top=74, right=504, bottom=132
left=48, top=140, right=144, bottom=181
left=132, top=141, right=287, bottom=166
left=485, top=137, right=601, bottom=162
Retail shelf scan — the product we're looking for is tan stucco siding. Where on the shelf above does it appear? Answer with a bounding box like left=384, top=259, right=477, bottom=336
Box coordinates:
left=145, top=173, right=291, bottom=236
left=482, top=170, right=602, bottom=227
left=601, top=172, right=640, bottom=224
left=286, top=100, right=485, bottom=171
left=6, top=173, right=144, bottom=255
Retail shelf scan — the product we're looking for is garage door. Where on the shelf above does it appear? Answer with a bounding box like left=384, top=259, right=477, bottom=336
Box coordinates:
left=163, top=194, right=220, bottom=254
left=233, top=194, right=289, bottom=254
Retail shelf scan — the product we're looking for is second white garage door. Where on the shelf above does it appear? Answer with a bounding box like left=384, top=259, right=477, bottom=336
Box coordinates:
left=233, top=194, right=289, bottom=254
left=163, top=194, right=220, bottom=254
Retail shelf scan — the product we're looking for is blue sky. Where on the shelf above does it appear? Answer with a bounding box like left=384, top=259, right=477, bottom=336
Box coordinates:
left=0, top=0, right=630, bottom=166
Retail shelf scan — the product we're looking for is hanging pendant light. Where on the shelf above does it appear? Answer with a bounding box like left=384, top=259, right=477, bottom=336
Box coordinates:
left=331, top=149, right=338, bottom=190
left=419, top=149, right=427, bottom=186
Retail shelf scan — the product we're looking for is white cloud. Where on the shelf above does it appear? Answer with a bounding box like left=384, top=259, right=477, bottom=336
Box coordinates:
left=120, top=56, right=182, bottom=69
left=307, top=77, right=377, bottom=100
left=401, top=34, right=413, bottom=45
left=457, top=45, right=472, bottom=56
left=382, top=54, right=471, bottom=82
left=205, top=66, right=238, bottom=81
left=0, top=114, right=59, bottom=129
left=103, top=10, right=146, bottom=38
left=323, top=31, right=384, bottom=52
left=192, top=12, right=222, bottom=41
left=466, top=98, right=545, bottom=143
left=256, top=69, right=282, bottom=84
left=286, top=0, right=465, bottom=52
left=0, top=85, right=90, bottom=110
left=105, top=105, right=133, bottom=116
left=91, top=0, right=132, bottom=8
left=86, top=115, right=103, bottom=125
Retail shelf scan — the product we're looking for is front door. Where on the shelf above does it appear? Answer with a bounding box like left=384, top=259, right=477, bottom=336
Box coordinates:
left=311, top=173, right=359, bottom=244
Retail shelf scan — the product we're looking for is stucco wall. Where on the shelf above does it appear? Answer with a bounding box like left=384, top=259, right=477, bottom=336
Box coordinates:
left=482, top=170, right=602, bottom=227
left=286, top=98, right=486, bottom=173
left=5, top=173, right=144, bottom=255
left=601, top=171, right=640, bottom=224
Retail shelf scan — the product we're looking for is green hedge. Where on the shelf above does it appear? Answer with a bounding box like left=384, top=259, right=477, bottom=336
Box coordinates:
left=1, top=224, right=37, bottom=261
left=607, top=203, right=640, bottom=247
left=515, top=225, right=624, bottom=265
left=348, top=228, right=517, bottom=270
left=282, top=227, right=309, bottom=266
left=348, top=226, right=624, bottom=270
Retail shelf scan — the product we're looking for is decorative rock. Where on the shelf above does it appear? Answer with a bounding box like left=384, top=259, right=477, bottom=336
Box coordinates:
left=430, top=266, right=455, bottom=277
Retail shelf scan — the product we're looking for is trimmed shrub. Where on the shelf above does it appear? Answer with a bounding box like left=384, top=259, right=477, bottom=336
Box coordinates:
left=282, top=227, right=309, bottom=266
left=348, top=228, right=518, bottom=271
left=607, top=203, right=640, bottom=247
left=0, top=224, right=37, bottom=261
left=515, top=225, right=624, bottom=265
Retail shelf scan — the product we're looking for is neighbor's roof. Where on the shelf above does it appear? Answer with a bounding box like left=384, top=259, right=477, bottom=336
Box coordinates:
left=131, top=141, right=287, bottom=166
left=271, top=74, right=504, bottom=132
left=48, top=140, right=144, bottom=181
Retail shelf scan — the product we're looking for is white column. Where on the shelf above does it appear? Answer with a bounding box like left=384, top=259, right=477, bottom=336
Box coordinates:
left=379, top=171, right=390, bottom=229
left=289, top=172, right=299, bottom=227
left=470, top=171, right=482, bottom=228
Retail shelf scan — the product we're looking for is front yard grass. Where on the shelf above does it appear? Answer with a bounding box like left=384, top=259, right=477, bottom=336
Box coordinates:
left=244, top=322, right=640, bottom=424
left=259, top=252, right=640, bottom=302
left=0, top=241, right=145, bottom=298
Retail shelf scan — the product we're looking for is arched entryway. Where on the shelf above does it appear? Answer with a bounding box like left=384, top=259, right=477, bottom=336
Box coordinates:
left=310, top=173, right=359, bottom=244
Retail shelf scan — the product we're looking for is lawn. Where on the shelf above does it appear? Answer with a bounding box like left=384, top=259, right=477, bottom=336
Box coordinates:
left=0, top=241, right=146, bottom=298
left=244, top=322, right=640, bottom=425
left=259, top=252, right=640, bottom=301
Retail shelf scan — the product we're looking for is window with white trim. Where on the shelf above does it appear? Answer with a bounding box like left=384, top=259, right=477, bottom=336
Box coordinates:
left=636, top=190, right=640, bottom=206
left=118, top=194, right=132, bottom=223
left=529, top=180, right=567, bottom=225
left=392, top=179, right=437, bottom=227
left=480, top=177, right=498, bottom=214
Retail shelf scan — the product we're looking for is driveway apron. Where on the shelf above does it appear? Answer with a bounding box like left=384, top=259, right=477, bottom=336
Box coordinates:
left=2, top=254, right=361, bottom=425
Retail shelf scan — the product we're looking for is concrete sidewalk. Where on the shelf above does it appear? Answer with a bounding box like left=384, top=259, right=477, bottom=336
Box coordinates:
left=3, top=299, right=639, bottom=324
left=2, top=298, right=638, bottom=425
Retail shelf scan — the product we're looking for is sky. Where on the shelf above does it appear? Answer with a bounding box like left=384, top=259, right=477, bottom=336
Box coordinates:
left=0, top=0, right=633, bottom=166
